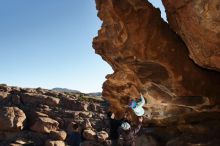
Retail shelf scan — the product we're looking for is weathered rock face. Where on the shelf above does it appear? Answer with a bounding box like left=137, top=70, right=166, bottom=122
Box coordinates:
left=45, top=140, right=65, bottom=146
left=49, top=130, right=67, bottom=141
left=93, top=0, right=220, bottom=145
left=93, top=0, right=220, bottom=119
left=30, top=113, right=59, bottom=134
left=21, top=93, right=60, bottom=106
left=162, top=0, right=220, bottom=71
left=97, top=131, right=109, bottom=142
left=83, top=129, right=97, bottom=141
left=0, top=107, right=26, bottom=132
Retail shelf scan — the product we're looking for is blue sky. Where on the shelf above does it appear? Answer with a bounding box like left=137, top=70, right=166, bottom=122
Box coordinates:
left=148, top=0, right=167, bottom=21
left=0, top=0, right=166, bottom=93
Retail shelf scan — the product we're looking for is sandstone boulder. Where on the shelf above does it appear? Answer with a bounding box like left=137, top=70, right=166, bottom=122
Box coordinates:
left=50, top=130, right=67, bottom=141
left=88, top=103, right=98, bottom=112
left=60, top=96, right=86, bottom=111
left=30, top=115, right=59, bottom=133
left=8, top=143, right=22, bottom=146
left=0, top=92, right=8, bottom=101
left=0, top=107, right=26, bottom=131
left=45, top=140, right=65, bottom=146
left=80, top=141, right=102, bottom=146
left=10, top=94, right=21, bottom=105
left=82, top=102, right=89, bottom=111
left=21, top=93, right=60, bottom=106
left=82, top=119, right=92, bottom=129
left=0, top=84, right=11, bottom=92
left=6, top=131, right=48, bottom=146
left=79, top=111, right=92, bottom=118
left=83, top=129, right=97, bottom=141
left=0, top=131, right=20, bottom=141
left=97, top=131, right=108, bottom=142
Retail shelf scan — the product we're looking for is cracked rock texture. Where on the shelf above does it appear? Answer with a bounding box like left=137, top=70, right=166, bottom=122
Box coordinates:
left=162, top=0, right=220, bottom=71
left=93, top=0, right=220, bottom=118
left=0, top=85, right=111, bottom=146
left=93, top=0, right=220, bottom=145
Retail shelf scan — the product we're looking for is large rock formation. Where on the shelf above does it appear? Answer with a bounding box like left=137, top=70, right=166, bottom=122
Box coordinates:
left=93, top=0, right=220, bottom=145
left=162, top=0, right=220, bottom=71
left=93, top=0, right=220, bottom=118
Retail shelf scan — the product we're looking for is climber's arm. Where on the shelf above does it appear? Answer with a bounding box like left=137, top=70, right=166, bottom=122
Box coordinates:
left=132, top=117, right=143, bottom=134
left=138, top=94, right=145, bottom=107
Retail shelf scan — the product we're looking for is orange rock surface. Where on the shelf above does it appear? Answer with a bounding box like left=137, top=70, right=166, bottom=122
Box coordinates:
left=162, top=0, right=220, bottom=71
left=93, top=0, right=220, bottom=121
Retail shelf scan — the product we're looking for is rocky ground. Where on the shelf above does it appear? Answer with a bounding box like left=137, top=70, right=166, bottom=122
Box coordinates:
left=1, top=84, right=220, bottom=146
left=0, top=84, right=113, bottom=146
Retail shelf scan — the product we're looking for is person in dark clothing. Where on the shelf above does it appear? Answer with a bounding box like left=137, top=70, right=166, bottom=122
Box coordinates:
left=118, top=117, right=143, bottom=146
left=107, top=112, right=125, bottom=146
left=68, top=124, right=82, bottom=146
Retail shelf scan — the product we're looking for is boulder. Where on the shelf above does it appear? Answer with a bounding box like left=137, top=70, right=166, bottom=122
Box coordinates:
left=0, top=92, right=10, bottom=105
left=21, top=93, right=60, bottom=106
left=50, top=130, right=67, bottom=141
left=83, top=129, right=97, bottom=141
left=79, top=111, right=92, bottom=118
left=0, top=84, right=11, bottom=92
left=11, top=138, right=36, bottom=145
left=80, top=141, right=102, bottom=146
left=0, top=92, right=8, bottom=100
left=60, top=96, right=85, bottom=111
left=8, top=143, right=22, bottom=146
left=88, top=103, right=97, bottom=112
left=0, top=131, right=20, bottom=141
left=82, top=102, right=89, bottom=111
left=82, top=119, right=92, bottom=129
left=0, top=107, right=26, bottom=131
left=30, top=115, right=59, bottom=133
left=45, top=140, right=65, bottom=146
left=97, top=131, right=108, bottom=142
left=11, top=94, right=21, bottom=105
left=6, top=131, right=47, bottom=146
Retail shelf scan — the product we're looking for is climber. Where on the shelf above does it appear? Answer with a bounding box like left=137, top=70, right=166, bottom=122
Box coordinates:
left=107, top=112, right=123, bottom=146
left=118, top=116, right=143, bottom=146
left=107, top=111, right=130, bottom=146
left=129, top=94, right=145, bottom=116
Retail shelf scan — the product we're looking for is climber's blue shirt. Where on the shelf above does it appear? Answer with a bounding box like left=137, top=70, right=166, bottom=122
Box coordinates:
left=132, top=94, right=145, bottom=116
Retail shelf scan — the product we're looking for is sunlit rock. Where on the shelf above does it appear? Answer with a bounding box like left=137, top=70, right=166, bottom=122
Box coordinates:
left=162, top=0, right=220, bottom=71
left=93, top=0, right=220, bottom=122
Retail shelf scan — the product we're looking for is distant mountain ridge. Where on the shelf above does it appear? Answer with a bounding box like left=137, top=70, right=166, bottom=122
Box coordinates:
left=52, top=87, right=102, bottom=96
left=88, top=92, right=102, bottom=96
left=52, top=88, right=81, bottom=93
